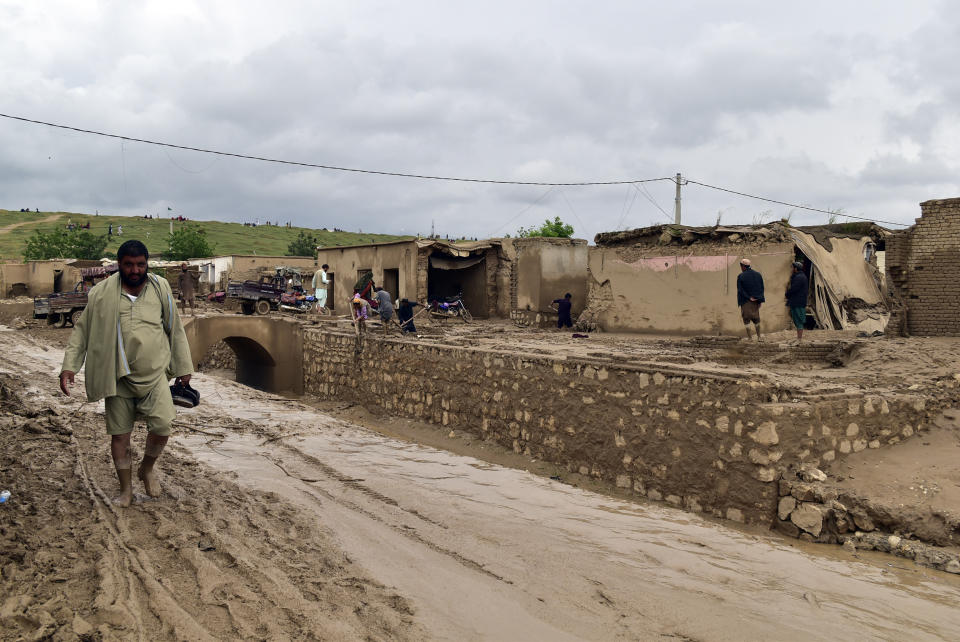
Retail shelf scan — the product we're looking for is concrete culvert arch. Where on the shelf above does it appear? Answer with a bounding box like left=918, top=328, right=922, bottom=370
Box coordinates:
left=184, top=316, right=303, bottom=394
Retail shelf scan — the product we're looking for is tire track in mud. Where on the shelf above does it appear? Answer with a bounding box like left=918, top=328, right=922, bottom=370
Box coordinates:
left=261, top=442, right=512, bottom=584
left=71, top=436, right=215, bottom=641
left=0, top=331, right=424, bottom=641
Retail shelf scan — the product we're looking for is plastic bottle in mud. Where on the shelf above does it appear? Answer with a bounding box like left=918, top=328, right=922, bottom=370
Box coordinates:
left=0, top=490, right=10, bottom=503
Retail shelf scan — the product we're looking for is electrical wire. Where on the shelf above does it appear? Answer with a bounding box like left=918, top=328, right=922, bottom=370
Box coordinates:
left=685, top=179, right=908, bottom=227
left=1, top=112, right=913, bottom=228
left=634, top=183, right=670, bottom=219
left=489, top=186, right=556, bottom=237
left=0, top=113, right=672, bottom=187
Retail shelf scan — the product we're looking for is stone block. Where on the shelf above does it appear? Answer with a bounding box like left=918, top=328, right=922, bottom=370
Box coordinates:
left=790, top=503, right=824, bottom=536
left=777, top=496, right=796, bottom=520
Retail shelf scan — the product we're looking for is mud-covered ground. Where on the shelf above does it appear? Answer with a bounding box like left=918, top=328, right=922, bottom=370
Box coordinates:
left=4, top=309, right=960, bottom=640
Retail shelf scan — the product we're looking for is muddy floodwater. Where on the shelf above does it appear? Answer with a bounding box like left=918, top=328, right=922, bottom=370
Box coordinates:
left=185, top=376, right=960, bottom=641
left=4, top=325, right=960, bottom=641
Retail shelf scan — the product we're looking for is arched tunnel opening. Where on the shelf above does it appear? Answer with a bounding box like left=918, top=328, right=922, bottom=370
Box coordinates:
left=221, top=336, right=278, bottom=392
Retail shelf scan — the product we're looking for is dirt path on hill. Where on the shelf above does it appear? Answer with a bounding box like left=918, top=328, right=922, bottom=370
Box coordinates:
left=3, top=325, right=960, bottom=640
left=0, top=213, right=62, bottom=234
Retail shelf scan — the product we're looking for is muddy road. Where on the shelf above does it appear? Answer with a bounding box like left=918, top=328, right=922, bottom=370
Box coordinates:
left=3, top=325, right=960, bottom=641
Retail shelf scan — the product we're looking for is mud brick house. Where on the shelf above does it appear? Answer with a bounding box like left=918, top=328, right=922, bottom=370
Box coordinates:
left=313, top=237, right=587, bottom=319
left=886, top=197, right=960, bottom=336
left=0, top=259, right=99, bottom=298
left=582, top=222, right=889, bottom=335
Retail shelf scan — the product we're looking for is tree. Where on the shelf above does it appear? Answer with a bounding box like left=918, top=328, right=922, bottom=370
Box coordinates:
left=24, top=228, right=109, bottom=260
left=286, top=230, right=318, bottom=258
left=166, top=226, right=214, bottom=261
left=516, top=216, right=574, bottom=239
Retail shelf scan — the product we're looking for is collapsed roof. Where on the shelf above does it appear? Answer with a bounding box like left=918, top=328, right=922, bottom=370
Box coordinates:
left=595, top=221, right=889, bottom=249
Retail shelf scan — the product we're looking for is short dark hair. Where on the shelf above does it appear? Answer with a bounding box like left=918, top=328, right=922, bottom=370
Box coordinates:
left=117, top=240, right=149, bottom=261
left=565, top=292, right=572, bottom=298
left=321, top=264, right=329, bottom=269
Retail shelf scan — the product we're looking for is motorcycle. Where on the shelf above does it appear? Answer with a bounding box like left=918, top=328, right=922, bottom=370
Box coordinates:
left=279, top=290, right=316, bottom=313
left=429, top=294, right=472, bottom=322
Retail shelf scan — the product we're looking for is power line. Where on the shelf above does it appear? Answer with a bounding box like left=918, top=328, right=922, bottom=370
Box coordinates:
left=685, top=179, right=908, bottom=227
left=489, top=186, right=555, bottom=237
left=0, top=112, right=672, bottom=187
left=1, top=112, right=913, bottom=228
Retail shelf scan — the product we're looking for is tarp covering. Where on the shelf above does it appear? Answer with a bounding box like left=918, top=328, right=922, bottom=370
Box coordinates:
left=429, top=254, right=486, bottom=270
left=790, top=229, right=887, bottom=331
left=416, top=238, right=492, bottom=257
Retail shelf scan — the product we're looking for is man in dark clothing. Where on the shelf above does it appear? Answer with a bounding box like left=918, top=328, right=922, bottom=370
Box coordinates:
left=785, top=261, right=809, bottom=343
left=552, top=293, right=573, bottom=329
left=397, top=298, right=421, bottom=334
left=736, top=258, right=765, bottom=341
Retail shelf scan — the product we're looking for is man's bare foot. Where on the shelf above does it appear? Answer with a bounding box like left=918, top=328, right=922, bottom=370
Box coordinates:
left=138, top=466, right=161, bottom=498
left=113, top=488, right=133, bottom=507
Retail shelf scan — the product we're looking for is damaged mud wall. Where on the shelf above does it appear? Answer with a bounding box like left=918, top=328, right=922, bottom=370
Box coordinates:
left=585, top=243, right=794, bottom=335
left=501, top=238, right=588, bottom=327
left=302, top=328, right=930, bottom=526
left=886, top=197, right=960, bottom=336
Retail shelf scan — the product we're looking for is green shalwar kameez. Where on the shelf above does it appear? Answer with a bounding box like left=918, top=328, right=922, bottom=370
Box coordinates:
left=62, top=272, right=193, bottom=436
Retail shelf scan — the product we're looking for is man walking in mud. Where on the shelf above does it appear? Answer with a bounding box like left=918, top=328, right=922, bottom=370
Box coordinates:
left=737, top=258, right=765, bottom=341
left=59, top=240, right=194, bottom=506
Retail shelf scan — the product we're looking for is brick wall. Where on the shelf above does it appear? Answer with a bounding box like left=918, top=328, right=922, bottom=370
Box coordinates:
left=302, top=327, right=929, bottom=525
left=886, top=197, right=960, bottom=335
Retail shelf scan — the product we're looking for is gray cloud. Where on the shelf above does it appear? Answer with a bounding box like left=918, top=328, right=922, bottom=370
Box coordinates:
left=0, top=1, right=958, bottom=243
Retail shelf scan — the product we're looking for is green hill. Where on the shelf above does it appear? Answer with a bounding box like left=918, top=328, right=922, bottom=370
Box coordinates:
left=0, top=209, right=409, bottom=260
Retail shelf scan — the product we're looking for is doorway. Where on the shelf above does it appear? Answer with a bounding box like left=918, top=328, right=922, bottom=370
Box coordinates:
left=326, top=271, right=335, bottom=311
left=427, top=254, right=488, bottom=318
left=382, top=268, right=399, bottom=300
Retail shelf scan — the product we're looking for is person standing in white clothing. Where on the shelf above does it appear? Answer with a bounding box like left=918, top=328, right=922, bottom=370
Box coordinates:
left=312, top=264, right=330, bottom=313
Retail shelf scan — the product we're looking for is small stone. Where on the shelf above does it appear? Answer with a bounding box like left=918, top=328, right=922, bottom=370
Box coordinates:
left=790, top=503, right=824, bottom=537
left=726, top=508, right=744, bottom=523
left=73, top=615, right=94, bottom=637
left=800, top=468, right=827, bottom=483
left=888, top=535, right=901, bottom=548
left=945, top=560, right=960, bottom=574
left=647, top=489, right=663, bottom=501
left=843, top=539, right=856, bottom=553
left=777, top=496, right=797, bottom=520
left=852, top=511, right=875, bottom=532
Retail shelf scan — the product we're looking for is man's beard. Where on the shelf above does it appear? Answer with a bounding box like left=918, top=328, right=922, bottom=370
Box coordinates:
left=120, top=271, right=147, bottom=287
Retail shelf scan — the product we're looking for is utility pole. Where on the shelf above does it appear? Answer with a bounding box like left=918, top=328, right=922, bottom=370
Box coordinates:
left=674, top=173, right=683, bottom=225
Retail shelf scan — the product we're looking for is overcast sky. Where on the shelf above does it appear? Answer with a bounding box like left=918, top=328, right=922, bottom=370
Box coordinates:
left=1, top=1, right=957, bottom=241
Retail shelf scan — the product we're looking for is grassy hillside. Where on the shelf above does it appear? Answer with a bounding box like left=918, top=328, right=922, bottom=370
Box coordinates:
left=0, top=210, right=409, bottom=260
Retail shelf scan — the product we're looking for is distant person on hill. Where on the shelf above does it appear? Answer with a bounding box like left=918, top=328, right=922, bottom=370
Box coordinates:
left=737, top=258, right=765, bottom=341
left=59, top=240, right=193, bottom=507
left=551, top=293, right=574, bottom=329
left=108, top=223, right=113, bottom=236
left=785, top=261, right=809, bottom=343
left=177, top=263, right=196, bottom=316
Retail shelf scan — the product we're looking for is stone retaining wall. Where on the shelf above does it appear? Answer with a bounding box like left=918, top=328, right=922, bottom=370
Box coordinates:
left=302, top=327, right=930, bottom=525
